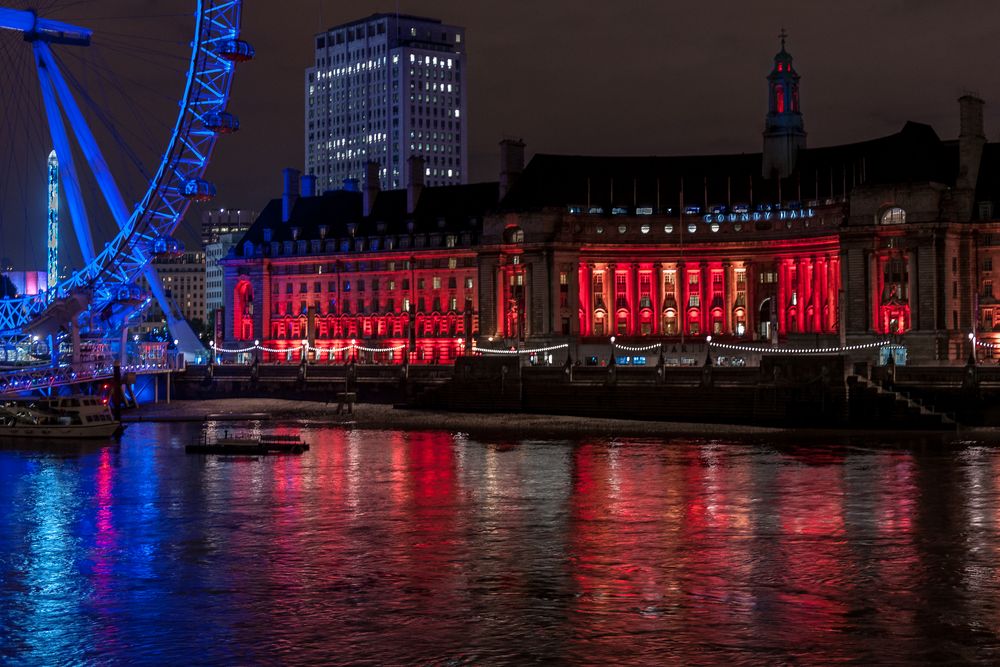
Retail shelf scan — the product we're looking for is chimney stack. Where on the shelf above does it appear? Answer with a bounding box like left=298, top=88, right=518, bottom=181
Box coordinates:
left=301, top=174, right=317, bottom=198
left=958, top=95, right=986, bottom=191
left=364, top=161, right=380, bottom=217
left=499, top=138, right=526, bottom=200
left=957, top=95, right=986, bottom=221
left=282, top=168, right=301, bottom=223
left=407, top=156, right=425, bottom=214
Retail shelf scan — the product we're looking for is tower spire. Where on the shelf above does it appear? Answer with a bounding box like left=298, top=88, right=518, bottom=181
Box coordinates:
left=762, top=33, right=806, bottom=180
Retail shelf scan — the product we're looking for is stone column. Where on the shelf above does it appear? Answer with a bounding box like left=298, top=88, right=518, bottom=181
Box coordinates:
left=568, top=259, right=581, bottom=336
left=497, top=263, right=507, bottom=337
left=875, top=254, right=888, bottom=333
left=817, top=256, right=828, bottom=333
left=868, top=251, right=878, bottom=333
left=631, top=263, right=640, bottom=335
left=723, top=261, right=733, bottom=335
left=796, top=257, right=807, bottom=334
left=652, top=262, right=663, bottom=335
left=906, top=250, right=917, bottom=331
left=677, top=261, right=687, bottom=335
left=810, top=256, right=820, bottom=333
left=700, top=261, right=709, bottom=335
left=549, top=255, right=562, bottom=335
left=607, top=263, right=616, bottom=335
left=582, top=263, right=593, bottom=336
left=523, top=262, right=532, bottom=339
left=777, top=259, right=788, bottom=335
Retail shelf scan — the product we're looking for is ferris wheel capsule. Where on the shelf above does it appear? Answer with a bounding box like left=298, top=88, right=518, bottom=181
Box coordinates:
left=202, top=111, right=240, bottom=134
left=217, top=38, right=255, bottom=62
left=151, top=236, right=186, bottom=259
left=182, top=178, right=217, bottom=202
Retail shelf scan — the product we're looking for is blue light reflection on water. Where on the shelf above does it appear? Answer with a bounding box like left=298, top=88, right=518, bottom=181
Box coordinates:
left=0, top=426, right=1000, bottom=664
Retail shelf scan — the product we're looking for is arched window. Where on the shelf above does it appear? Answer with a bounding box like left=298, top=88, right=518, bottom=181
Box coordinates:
left=503, top=226, right=524, bottom=244
left=662, top=309, right=678, bottom=335
left=880, top=207, right=906, bottom=225
left=234, top=280, right=254, bottom=341
left=775, top=84, right=785, bottom=113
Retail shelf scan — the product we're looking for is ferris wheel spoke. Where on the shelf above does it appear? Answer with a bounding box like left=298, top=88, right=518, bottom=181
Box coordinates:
left=34, top=47, right=95, bottom=263
left=35, top=40, right=130, bottom=228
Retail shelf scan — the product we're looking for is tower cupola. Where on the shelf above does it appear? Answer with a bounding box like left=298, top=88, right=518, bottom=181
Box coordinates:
left=763, top=30, right=807, bottom=180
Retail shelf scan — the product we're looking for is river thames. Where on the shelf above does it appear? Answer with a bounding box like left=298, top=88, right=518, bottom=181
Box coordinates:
left=1, top=422, right=999, bottom=665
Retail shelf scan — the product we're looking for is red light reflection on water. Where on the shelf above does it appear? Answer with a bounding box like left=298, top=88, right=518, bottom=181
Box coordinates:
left=91, top=447, right=122, bottom=654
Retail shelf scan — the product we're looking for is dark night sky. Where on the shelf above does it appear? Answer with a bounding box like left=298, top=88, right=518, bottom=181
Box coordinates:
left=2, top=1, right=1000, bottom=268
left=208, top=0, right=1000, bottom=209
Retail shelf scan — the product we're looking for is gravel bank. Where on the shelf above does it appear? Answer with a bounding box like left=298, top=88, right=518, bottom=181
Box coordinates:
left=127, top=398, right=782, bottom=438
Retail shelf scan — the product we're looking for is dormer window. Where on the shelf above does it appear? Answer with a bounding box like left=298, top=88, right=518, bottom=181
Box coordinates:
left=291, top=227, right=300, bottom=241
left=263, top=228, right=272, bottom=243
left=503, top=226, right=524, bottom=244
left=318, top=225, right=328, bottom=239
left=880, top=207, right=906, bottom=225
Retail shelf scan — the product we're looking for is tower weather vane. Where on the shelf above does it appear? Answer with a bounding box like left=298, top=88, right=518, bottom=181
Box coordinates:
left=779, top=27, right=788, bottom=49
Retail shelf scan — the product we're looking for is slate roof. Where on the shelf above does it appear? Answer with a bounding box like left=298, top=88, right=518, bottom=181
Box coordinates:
left=500, top=122, right=965, bottom=213
left=235, top=182, right=499, bottom=255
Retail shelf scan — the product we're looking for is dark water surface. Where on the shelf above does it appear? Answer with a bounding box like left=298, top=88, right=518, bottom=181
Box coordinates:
left=1, top=423, right=999, bottom=665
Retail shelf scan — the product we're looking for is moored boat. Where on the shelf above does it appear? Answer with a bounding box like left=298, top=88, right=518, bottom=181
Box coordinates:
left=0, top=396, right=122, bottom=439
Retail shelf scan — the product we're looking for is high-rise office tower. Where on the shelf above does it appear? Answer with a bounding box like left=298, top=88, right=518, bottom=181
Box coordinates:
left=306, top=13, right=467, bottom=192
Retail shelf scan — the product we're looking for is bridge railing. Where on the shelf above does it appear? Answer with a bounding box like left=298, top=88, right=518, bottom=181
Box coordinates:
left=0, top=353, right=178, bottom=395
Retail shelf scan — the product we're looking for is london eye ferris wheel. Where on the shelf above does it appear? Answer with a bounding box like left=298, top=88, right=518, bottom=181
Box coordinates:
left=0, top=0, right=251, bottom=359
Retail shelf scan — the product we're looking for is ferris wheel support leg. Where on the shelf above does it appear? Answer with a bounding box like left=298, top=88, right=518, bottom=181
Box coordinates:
left=34, top=46, right=96, bottom=263
left=36, top=42, right=131, bottom=226
left=143, top=265, right=206, bottom=362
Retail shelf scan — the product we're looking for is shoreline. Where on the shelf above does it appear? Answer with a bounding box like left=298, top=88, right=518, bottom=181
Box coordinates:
left=127, top=398, right=783, bottom=438
left=124, top=398, right=993, bottom=442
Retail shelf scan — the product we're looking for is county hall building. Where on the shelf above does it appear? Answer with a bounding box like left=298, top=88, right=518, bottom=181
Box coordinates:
left=223, top=40, right=1000, bottom=366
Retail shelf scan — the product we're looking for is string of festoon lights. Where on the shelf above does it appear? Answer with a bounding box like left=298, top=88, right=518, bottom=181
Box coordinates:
left=209, top=341, right=409, bottom=355
left=476, top=343, right=570, bottom=355
left=613, top=342, right=663, bottom=353
left=974, top=336, right=1000, bottom=349
left=707, top=337, right=896, bottom=354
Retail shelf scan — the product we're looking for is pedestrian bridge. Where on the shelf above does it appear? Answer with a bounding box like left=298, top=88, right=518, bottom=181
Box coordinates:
left=0, top=357, right=179, bottom=396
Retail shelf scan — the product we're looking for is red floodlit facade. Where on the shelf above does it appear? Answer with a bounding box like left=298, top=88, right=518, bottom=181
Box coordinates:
left=223, top=39, right=1000, bottom=366
left=479, top=204, right=847, bottom=361
left=240, top=246, right=477, bottom=365
left=221, top=165, right=496, bottom=364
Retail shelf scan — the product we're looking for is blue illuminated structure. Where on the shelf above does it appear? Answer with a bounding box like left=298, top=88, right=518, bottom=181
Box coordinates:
left=46, top=150, right=58, bottom=302
left=0, top=2, right=249, bottom=369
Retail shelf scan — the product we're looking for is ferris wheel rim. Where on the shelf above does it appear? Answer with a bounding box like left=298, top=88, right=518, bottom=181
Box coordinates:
left=0, top=0, right=246, bottom=333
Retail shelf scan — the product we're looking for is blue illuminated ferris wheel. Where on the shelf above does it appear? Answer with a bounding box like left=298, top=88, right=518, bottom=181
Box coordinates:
left=0, top=1, right=250, bottom=357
